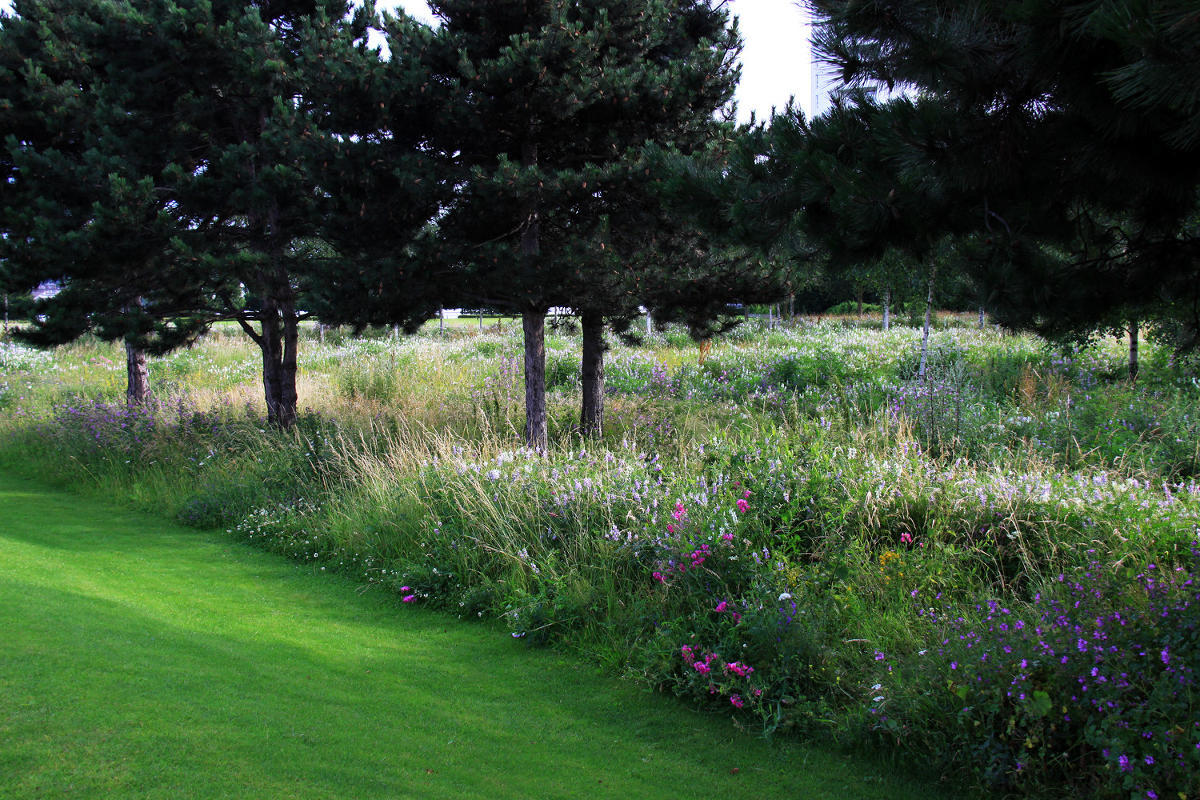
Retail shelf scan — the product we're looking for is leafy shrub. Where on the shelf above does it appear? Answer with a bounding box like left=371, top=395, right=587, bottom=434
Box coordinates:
left=545, top=351, right=579, bottom=392
left=826, top=301, right=881, bottom=315
left=176, top=477, right=272, bottom=528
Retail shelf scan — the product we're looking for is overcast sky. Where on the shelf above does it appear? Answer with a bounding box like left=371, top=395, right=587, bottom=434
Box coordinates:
left=387, top=0, right=815, bottom=122
left=0, top=0, right=817, bottom=121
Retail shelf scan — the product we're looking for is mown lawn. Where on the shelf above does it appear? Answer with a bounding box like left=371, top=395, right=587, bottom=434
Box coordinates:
left=0, top=471, right=953, bottom=800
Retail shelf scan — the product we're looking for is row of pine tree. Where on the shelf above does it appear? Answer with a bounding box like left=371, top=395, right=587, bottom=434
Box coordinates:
left=3, top=1, right=1198, bottom=446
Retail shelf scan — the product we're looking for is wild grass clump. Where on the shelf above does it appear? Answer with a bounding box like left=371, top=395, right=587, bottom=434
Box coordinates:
left=2, top=320, right=1197, bottom=798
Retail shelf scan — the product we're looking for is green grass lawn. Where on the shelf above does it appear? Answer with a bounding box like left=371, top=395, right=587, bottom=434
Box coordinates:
left=0, top=471, right=955, bottom=800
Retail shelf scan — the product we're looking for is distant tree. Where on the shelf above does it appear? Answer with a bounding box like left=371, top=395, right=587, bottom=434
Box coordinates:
left=729, top=96, right=976, bottom=377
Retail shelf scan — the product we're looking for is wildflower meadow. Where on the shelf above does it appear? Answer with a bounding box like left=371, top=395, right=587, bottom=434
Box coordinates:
left=1, top=315, right=1197, bottom=799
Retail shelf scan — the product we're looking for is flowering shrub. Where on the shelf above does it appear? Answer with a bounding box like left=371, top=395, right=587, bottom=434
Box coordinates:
left=872, top=553, right=1200, bottom=798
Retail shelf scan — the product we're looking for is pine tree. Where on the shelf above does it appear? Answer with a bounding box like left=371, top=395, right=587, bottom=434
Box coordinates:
left=405, top=0, right=742, bottom=449
left=803, top=0, right=1200, bottom=347
left=1, top=0, right=395, bottom=425
left=0, top=0, right=212, bottom=402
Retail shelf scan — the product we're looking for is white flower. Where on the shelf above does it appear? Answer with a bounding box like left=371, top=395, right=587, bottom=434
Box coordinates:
left=778, top=592, right=792, bottom=602
left=871, top=684, right=882, bottom=691
left=873, top=696, right=885, bottom=703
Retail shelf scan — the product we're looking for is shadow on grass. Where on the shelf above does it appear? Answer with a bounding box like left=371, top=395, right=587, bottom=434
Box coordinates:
left=0, top=472, right=963, bottom=800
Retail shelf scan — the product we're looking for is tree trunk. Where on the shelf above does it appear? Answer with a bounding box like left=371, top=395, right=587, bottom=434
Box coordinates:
left=882, top=287, right=891, bottom=332
left=519, top=137, right=546, bottom=452
left=1129, top=319, right=1139, bottom=382
left=918, top=269, right=936, bottom=381
left=788, top=293, right=795, bottom=322
left=258, top=292, right=299, bottom=429
left=439, top=307, right=445, bottom=333
left=856, top=287, right=864, bottom=316
left=580, top=310, right=605, bottom=438
left=978, top=306, right=986, bottom=329
left=125, top=340, right=151, bottom=405
left=523, top=311, right=548, bottom=452
left=2, top=293, right=8, bottom=336
left=645, top=308, right=653, bottom=338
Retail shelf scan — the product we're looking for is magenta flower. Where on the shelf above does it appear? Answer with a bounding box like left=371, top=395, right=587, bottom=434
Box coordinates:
left=735, top=498, right=749, bottom=513
left=402, top=594, right=415, bottom=603
left=693, top=661, right=711, bottom=674
left=715, top=600, right=728, bottom=613
left=729, top=694, right=744, bottom=708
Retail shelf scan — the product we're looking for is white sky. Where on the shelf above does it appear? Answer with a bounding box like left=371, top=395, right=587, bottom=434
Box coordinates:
left=0, top=0, right=817, bottom=121
left=388, top=0, right=815, bottom=122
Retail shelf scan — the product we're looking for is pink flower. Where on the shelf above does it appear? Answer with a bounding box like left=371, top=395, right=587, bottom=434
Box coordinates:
left=743, top=489, right=751, bottom=499
left=721, top=532, right=734, bottom=541
left=899, top=532, right=913, bottom=545
left=402, top=594, right=415, bottom=603
left=672, top=501, right=686, bottom=521
left=681, top=645, right=695, bottom=664
left=729, top=694, right=744, bottom=708
left=693, top=661, right=711, bottom=674
left=652, top=571, right=665, bottom=583
left=666, top=523, right=675, bottom=534
left=735, top=498, right=749, bottom=513
left=731, top=612, right=742, bottom=623
left=399, top=586, right=411, bottom=592
left=715, top=601, right=728, bottom=613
